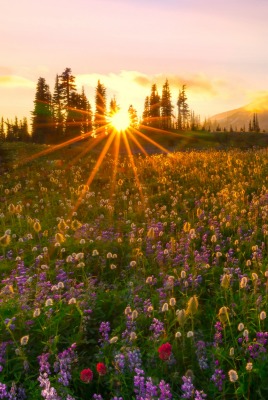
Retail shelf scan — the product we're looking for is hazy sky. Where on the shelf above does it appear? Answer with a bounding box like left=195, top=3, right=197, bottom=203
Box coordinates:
left=1, top=0, right=268, bottom=121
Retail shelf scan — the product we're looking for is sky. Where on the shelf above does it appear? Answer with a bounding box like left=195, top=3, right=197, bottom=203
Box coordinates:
left=1, top=0, right=268, bottom=123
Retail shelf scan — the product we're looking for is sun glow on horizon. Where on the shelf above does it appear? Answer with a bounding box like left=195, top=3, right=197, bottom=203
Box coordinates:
left=109, top=109, right=131, bottom=132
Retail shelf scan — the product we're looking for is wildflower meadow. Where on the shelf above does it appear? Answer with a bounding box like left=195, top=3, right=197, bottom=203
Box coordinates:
left=0, top=144, right=268, bottom=399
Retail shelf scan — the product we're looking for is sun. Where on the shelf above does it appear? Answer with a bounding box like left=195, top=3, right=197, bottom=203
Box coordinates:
left=109, top=109, right=131, bottom=132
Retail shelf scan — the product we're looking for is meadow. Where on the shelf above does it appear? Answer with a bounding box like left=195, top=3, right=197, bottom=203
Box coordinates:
left=0, top=141, right=268, bottom=399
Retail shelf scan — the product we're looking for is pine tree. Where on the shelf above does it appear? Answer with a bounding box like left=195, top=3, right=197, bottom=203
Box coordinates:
left=128, top=105, right=138, bottom=129
left=32, top=77, right=53, bottom=144
left=79, top=87, right=92, bottom=137
left=5, top=119, right=15, bottom=142
left=13, top=117, right=19, bottom=141
left=149, top=84, right=161, bottom=128
left=59, top=68, right=77, bottom=139
left=0, top=117, right=5, bottom=141
left=94, top=80, right=107, bottom=133
left=177, top=85, right=190, bottom=130
left=18, top=118, right=30, bottom=142
left=161, top=79, right=173, bottom=130
left=109, top=96, right=119, bottom=116
left=142, top=96, right=150, bottom=126
left=52, top=74, right=64, bottom=143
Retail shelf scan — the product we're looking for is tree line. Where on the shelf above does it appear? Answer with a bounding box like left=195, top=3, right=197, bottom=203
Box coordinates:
left=0, top=67, right=264, bottom=145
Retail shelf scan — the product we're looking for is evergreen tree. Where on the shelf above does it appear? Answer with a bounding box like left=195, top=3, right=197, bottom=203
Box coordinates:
left=128, top=105, right=138, bottom=129
left=5, top=119, right=15, bottom=142
left=161, top=79, right=173, bottom=130
left=142, top=96, right=150, bottom=126
left=13, top=117, right=20, bottom=141
left=94, top=80, right=107, bottom=133
left=59, top=68, right=77, bottom=138
left=79, top=87, right=92, bottom=137
left=18, top=118, right=30, bottom=142
left=177, top=85, right=190, bottom=130
left=149, top=84, right=161, bottom=127
left=109, top=96, right=119, bottom=116
left=32, top=77, right=53, bottom=144
left=0, top=117, right=5, bottom=141
left=52, top=74, right=64, bottom=143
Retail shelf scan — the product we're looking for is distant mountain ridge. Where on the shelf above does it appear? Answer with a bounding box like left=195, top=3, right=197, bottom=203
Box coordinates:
left=211, top=98, right=268, bottom=131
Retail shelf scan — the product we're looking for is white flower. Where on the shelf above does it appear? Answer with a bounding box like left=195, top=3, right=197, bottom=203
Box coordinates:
left=260, top=311, right=266, bottom=320
left=109, top=336, right=118, bottom=344
left=20, top=335, right=29, bottom=346
left=228, top=369, right=238, bottom=382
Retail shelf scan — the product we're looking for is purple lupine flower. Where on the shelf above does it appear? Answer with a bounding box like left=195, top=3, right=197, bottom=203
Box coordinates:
left=149, top=318, right=165, bottom=340
left=122, top=314, right=136, bottom=342
left=8, top=383, right=26, bottom=400
left=114, top=353, right=125, bottom=373
left=247, top=331, right=268, bottom=359
left=158, top=380, right=172, bottom=400
left=0, top=383, right=8, bottom=399
left=38, top=353, right=51, bottom=375
left=111, top=397, right=124, bottom=400
left=181, top=375, right=206, bottom=399
left=194, top=390, right=207, bottom=399
left=0, top=342, right=9, bottom=372
left=213, top=322, right=223, bottom=346
left=99, top=321, right=111, bottom=345
left=195, top=341, right=208, bottom=370
left=145, top=378, right=158, bottom=398
left=134, top=368, right=146, bottom=400
left=54, top=343, right=77, bottom=386
left=93, top=395, right=104, bottom=400
left=126, top=349, right=142, bottom=372
left=38, top=373, right=61, bottom=400
left=211, top=362, right=226, bottom=392
left=181, top=376, right=195, bottom=399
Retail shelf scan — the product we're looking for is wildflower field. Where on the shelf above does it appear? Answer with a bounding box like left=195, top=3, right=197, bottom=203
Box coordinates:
left=0, top=143, right=268, bottom=399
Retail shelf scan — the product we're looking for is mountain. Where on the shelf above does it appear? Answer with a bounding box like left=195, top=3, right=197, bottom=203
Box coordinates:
left=210, top=97, right=268, bottom=132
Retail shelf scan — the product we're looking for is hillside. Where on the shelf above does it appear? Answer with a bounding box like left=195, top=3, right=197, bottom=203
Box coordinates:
left=211, top=98, right=268, bottom=131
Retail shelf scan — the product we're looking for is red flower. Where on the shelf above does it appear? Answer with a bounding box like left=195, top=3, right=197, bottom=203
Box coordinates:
left=158, top=342, right=172, bottom=360
left=96, top=362, right=107, bottom=376
left=80, top=368, right=93, bottom=383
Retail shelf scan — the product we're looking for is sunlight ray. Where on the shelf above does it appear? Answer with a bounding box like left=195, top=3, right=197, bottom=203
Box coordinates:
left=127, top=128, right=149, bottom=157
left=131, top=127, right=170, bottom=154
left=71, top=130, right=117, bottom=214
left=121, top=130, right=144, bottom=203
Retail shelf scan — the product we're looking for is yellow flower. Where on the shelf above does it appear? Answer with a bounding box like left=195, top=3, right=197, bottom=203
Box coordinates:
left=55, top=233, right=65, bottom=243
left=183, top=222, right=191, bottom=233
left=147, top=227, right=155, bottom=239
left=57, top=219, right=67, bottom=232
left=218, top=306, right=229, bottom=324
left=33, top=221, right=41, bottom=233
left=8, top=203, right=16, bottom=214
left=186, top=296, right=199, bottom=316
left=71, top=219, right=82, bottom=231
left=0, top=234, right=11, bottom=247
left=221, top=274, right=231, bottom=289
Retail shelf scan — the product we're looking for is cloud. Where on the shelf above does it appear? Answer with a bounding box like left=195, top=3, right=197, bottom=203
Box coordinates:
left=0, top=75, right=35, bottom=88
left=133, top=72, right=225, bottom=96
left=245, top=91, right=268, bottom=112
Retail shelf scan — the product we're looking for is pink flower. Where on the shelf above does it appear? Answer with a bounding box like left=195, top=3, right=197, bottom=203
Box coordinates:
left=80, top=368, right=93, bottom=383
left=158, top=342, right=172, bottom=360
